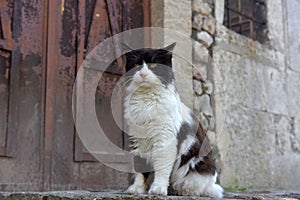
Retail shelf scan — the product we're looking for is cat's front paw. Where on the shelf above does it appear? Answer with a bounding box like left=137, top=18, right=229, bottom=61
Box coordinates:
left=148, top=183, right=168, bottom=195
left=126, top=184, right=147, bottom=194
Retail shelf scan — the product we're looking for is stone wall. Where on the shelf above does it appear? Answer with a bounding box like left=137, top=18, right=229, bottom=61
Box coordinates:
left=191, top=0, right=217, bottom=145
left=213, top=0, right=300, bottom=190
left=151, top=0, right=300, bottom=191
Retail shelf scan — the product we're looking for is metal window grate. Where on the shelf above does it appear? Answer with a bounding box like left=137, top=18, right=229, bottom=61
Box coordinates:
left=224, top=0, right=267, bottom=43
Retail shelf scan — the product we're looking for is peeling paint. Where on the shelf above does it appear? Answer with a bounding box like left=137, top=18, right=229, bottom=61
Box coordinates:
left=22, top=53, right=42, bottom=85
left=22, top=0, right=39, bottom=23
left=22, top=53, right=41, bottom=68
left=59, top=0, right=77, bottom=57
left=13, top=0, right=22, bottom=40
left=59, top=66, right=74, bottom=94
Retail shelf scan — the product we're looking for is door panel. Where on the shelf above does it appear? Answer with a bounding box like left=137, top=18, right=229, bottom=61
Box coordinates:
left=49, top=0, right=149, bottom=190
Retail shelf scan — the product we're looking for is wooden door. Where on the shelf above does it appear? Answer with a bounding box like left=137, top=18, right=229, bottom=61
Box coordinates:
left=0, top=0, right=47, bottom=191
left=0, top=0, right=150, bottom=191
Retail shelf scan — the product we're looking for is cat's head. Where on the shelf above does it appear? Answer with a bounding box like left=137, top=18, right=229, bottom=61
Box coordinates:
left=124, top=43, right=176, bottom=89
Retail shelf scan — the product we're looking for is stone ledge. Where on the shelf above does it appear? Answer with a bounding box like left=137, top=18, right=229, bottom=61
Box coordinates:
left=0, top=191, right=299, bottom=200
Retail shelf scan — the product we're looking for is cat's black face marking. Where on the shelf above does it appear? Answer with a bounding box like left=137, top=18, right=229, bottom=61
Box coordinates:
left=125, top=43, right=176, bottom=86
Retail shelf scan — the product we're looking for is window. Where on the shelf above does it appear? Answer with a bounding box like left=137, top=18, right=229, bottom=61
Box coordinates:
left=224, top=0, right=267, bottom=43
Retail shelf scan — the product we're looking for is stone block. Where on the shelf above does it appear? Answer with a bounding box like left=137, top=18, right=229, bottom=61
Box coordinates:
left=192, top=41, right=210, bottom=63
left=193, top=65, right=206, bottom=82
left=212, top=48, right=247, bottom=106
left=200, top=94, right=213, bottom=117
left=287, top=70, right=300, bottom=117
left=192, top=14, right=204, bottom=31
left=196, top=31, right=214, bottom=48
left=193, top=80, right=203, bottom=95
left=202, top=80, right=213, bottom=95
left=245, top=63, right=288, bottom=115
left=192, top=0, right=212, bottom=16
left=194, top=95, right=202, bottom=113
left=202, top=16, right=216, bottom=35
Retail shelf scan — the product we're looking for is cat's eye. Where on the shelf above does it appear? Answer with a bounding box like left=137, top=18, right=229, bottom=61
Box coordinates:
left=134, top=64, right=140, bottom=68
left=150, top=63, right=157, bottom=68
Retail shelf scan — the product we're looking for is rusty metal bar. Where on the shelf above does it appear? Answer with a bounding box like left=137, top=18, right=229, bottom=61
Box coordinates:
left=225, top=5, right=256, bottom=22
left=224, top=0, right=266, bottom=41
left=44, top=0, right=60, bottom=191
left=238, top=0, right=242, bottom=34
left=77, top=0, right=86, bottom=67
left=40, top=0, right=49, bottom=188
left=250, top=0, right=255, bottom=39
left=250, top=20, right=254, bottom=39
left=225, top=0, right=231, bottom=29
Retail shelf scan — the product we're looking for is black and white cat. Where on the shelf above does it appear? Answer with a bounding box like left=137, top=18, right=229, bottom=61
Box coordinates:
left=123, top=43, right=223, bottom=199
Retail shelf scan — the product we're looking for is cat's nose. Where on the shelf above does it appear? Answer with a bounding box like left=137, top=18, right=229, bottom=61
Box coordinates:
left=139, top=72, right=147, bottom=79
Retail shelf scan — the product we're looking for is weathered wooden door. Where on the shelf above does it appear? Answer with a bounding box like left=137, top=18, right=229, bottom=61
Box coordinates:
left=0, top=0, right=150, bottom=191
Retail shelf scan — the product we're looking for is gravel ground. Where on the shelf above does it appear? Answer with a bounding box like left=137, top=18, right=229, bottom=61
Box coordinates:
left=0, top=190, right=299, bottom=200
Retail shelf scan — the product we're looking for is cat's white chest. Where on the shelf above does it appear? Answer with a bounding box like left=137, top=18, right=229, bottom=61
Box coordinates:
left=125, top=89, right=180, bottom=125
left=124, top=86, right=183, bottom=151
left=128, top=92, right=162, bottom=122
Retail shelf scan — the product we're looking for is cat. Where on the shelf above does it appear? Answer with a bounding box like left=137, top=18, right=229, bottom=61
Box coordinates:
left=123, top=43, right=223, bottom=199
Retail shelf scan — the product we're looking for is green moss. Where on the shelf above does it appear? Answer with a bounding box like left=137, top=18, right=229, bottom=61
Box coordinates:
left=224, top=186, right=247, bottom=192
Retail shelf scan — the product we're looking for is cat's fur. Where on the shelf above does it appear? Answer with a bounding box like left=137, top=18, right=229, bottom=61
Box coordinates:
left=123, top=43, right=223, bottom=199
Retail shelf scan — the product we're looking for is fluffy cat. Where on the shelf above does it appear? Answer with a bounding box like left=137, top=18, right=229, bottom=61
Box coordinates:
left=123, top=43, right=223, bottom=199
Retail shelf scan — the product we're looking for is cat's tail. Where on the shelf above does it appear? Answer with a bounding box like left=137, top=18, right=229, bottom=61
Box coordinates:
left=174, top=172, right=224, bottom=199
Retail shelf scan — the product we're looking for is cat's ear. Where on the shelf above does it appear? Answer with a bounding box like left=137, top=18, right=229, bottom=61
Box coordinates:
left=162, top=42, right=176, bottom=52
left=157, top=42, right=176, bottom=58
left=152, top=42, right=176, bottom=61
